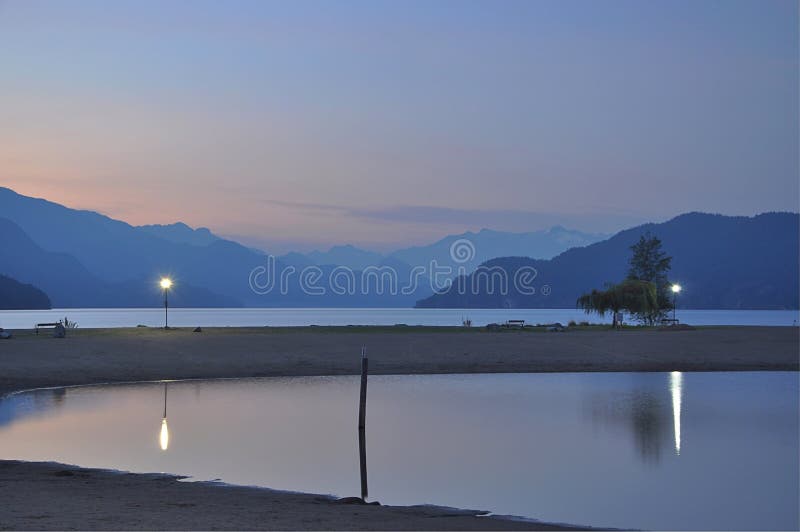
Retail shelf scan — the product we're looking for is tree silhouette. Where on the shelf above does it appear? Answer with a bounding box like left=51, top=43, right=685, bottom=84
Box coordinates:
left=627, top=232, right=673, bottom=324
left=577, top=279, right=659, bottom=327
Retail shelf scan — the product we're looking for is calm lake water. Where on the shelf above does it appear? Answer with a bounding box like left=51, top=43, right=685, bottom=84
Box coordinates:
left=0, top=373, right=797, bottom=530
left=0, top=307, right=798, bottom=328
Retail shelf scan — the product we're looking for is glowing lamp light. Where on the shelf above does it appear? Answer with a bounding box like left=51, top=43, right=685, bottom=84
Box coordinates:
left=671, top=284, right=682, bottom=294
left=160, top=418, right=169, bottom=451
left=670, top=371, right=683, bottom=455
left=159, top=278, right=173, bottom=328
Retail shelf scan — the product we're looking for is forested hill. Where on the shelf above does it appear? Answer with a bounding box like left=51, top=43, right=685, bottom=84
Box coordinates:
left=0, top=275, right=51, bottom=310
left=416, top=212, right=799, bottom=310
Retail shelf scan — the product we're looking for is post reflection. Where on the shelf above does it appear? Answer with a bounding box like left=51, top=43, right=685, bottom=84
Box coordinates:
left=159, top=382, right=169, bottom=451
left=670, top=371, right=683, bottom=455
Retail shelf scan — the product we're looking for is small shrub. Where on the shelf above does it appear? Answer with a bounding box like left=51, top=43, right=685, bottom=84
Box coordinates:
left=59, top=316, right=79, bottom=329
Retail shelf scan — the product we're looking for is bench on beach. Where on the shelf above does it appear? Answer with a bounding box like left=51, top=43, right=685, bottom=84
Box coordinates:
left=36, top=322, right=67, bottom=337
left=35, top=323, right=61, bottom=334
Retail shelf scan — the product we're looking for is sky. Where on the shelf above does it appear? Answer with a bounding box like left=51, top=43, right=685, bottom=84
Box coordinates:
left=1, top=0, right=797, bottom=253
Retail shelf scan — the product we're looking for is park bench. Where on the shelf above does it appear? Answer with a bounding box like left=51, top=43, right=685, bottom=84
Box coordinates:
left=36, top=322, right=67, bottom=337
left=504, top=320, right=525, bottom=329
left=35, top=322, right=60, bottom=334
left=660, top=318, right=680, bottom=326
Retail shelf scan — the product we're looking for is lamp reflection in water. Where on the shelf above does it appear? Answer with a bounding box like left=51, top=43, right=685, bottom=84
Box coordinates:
left=670, top=371, right=682, bottom=455
left=159, top=382, right=169, bottom=451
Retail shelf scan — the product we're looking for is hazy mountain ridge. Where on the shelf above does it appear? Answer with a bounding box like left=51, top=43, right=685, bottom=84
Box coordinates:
left=0, top=188, right=430, bottom=307
left=0, top=217, right=240, bottom=308
left=281, top=226, right=607, bottom=272
left=137, top=222, right=220, bottom=247
left=0, top=187, right=262, bottom=305
left=416, top=212, right=800, bottom=310
left=389, top=226, right=608, bottom=270
left=0, top=274, right=51, bottom=310
left=1, top=187, right=604, bottom=281
left=2, top=187, right=796, bottom=309
left=306, top=244, right=385, bottom=270
left=0, top=187, right=260, bottom=286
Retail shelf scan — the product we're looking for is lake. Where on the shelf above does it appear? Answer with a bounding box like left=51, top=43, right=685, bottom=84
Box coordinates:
left=0, top=372, right=797, bottom=530
left=0, top=307, right=798, bottom=329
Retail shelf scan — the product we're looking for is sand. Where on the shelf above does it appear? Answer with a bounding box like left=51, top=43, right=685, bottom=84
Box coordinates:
left=0, top=325, right=796, bottom=530
left=0, top=461, right=582, bottom=531
left=0, top=326, right=796, bottom=396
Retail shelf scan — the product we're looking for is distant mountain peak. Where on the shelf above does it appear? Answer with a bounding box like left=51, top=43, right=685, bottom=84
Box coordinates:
left=306, top=244, right=383, bottom=269
left=389, top=226, right=609, bottom=269
left=137, top=222, right=220, bottom=246
left=329, top=243, right=361, bottom=252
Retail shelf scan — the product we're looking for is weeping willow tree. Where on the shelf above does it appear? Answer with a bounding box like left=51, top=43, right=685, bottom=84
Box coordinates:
left=577, top=279, right=659, bottom=327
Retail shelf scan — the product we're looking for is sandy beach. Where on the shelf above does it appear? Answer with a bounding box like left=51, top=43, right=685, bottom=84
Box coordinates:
left=1, top=326, right=797, bottom=395
left=0, top=461, right=582, bottom=531
left=0, top=325, right=797, bottom=530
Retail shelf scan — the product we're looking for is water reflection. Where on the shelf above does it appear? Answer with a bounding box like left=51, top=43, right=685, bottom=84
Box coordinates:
left=671, top=371, right=682, bottom=455
left=159, top=383, right=169, bottom=451
left=0, top=373, right=796, bottom=531
left=631, top=393, right=668, bottom=463
left=584, top=373, right=681, bottom=463
left=0, top=387, right=68, bottom=428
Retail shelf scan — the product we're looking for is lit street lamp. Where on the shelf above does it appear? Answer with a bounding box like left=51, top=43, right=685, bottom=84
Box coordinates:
left=671, top=284, right=682, bottom=322
left=160, top=278, right=173, bottom=329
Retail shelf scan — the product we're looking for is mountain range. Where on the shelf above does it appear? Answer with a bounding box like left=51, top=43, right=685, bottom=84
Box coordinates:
left=389, top=226, right=607, bottom=270
left=0, top=216, right=239, bottom=308
left=279, top=227, right=607, bottom=271
left=1, top=186, right=797, bottom=310
left=0, top=187, right=609, bottom=308
left=416, top=212, right=799, bottom=310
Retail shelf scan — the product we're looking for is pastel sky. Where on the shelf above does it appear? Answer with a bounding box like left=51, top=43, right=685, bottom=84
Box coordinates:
left=1, top=0, right=797, bottom=252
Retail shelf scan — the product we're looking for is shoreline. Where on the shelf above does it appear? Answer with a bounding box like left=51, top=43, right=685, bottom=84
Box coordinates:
left=1, top=325, right=797, bottom=530
left=0, top=461, right=586, bottom=531
left=1, top=326, right=796, bottom=397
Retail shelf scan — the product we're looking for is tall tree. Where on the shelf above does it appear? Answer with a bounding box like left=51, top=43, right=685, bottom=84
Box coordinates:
left=627, top=232, right=672, bottom=324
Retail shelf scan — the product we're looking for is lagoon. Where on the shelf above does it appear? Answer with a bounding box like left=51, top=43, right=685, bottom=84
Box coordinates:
left=1, top=372, right=797, bottom=530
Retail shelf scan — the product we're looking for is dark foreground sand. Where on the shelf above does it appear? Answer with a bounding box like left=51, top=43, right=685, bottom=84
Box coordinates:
left=0, top=325, right=797, bottom=530
left=0, top=461, right=579, bottom=531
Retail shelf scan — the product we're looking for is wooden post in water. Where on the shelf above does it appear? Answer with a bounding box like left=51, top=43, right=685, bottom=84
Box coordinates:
left=358, top=346, right=368, bottom=501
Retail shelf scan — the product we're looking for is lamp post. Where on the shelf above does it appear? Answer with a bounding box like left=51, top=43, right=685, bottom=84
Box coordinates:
left=160, top=278, right=172, bottom=329
left=671, top=284, right=682, bottom=322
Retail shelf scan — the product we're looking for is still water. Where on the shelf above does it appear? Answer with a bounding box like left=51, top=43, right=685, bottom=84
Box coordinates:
left=0, top=373, right=797, bottom=530
left=0, top=307, right=798, bottom=328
